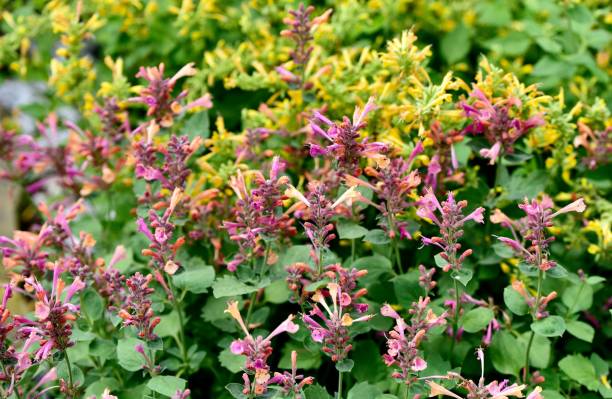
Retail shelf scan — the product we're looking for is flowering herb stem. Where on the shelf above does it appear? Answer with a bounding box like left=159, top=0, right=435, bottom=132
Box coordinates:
left=337, top=370, right=343, bottom=399
left=450, top=277, right=460, bottom=359
left=524, top=268, right=544, bottom=382
left=64, top=350, right=74, bottom=398
left=168, top=279, right=188, bottom=368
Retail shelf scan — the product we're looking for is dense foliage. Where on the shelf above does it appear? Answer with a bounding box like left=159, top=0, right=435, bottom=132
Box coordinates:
left=0, top=1, right=610, bottom=399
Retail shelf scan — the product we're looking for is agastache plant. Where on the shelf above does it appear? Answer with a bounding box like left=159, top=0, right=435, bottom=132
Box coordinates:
left=15, top=264, right=85, bottom=397
left=425, top=349, right=543, bottom=399
left=277, top=3, right=331, bottom=91
left=225, top=301, right=300, bottom=397
left=381, top=298, right=446, bottom=398
left=302, top=282, right=372, bottom=399
left=285, top=181, right=359, bottom=273
left=461, top=86, right=544, bottom=165
left=493, top=196, right=586, bottom=381
left=417, top=188, right=484, bottom=356
left=345, top=142, right=422, bottom=272
left=309, top=97, right=389, bottom=177
left=424, top=121, right=465, bottom=190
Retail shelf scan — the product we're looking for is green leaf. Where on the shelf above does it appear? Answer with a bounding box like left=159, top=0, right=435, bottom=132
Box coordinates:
left=504, top=286, right=528, bottom=316
left=451, top=268, right=473, bottom=286
left=352, top=340, right=387, bottom=382
left=540, top=391, right=565, bottom=399
left=562, top=283, right=593, bottom=313
left=519, top=333, right=551, bottom=369
left=182, top=110, right=210, bottom=141
left=117, top=337, right=146, bottom=372
left=461, top=307, right=494, bottom=333
left=441, top=24, right=471, bottom=63
left=264, top=279, right=291, bottom=304
left=348, top=382, right=382, bottom=399
left=363, top=229, right=390, bottom=245
left=531, top=316, right=566, bottom=337
left=546, top=265, right=568, bottom=279
left=226, top=383, right=246, bottom=399
left=304, top=384, right=332, bottom=399
left=558, top=354, right=600, bottom=391
left=434, top=253, right=448, bottom=269
left=156, top=311, right=180, bottom=338
left=212, top=276, right=258, bottom=298
left=278, top=344, right=322, bottom=370
left=173, top=266, right=215, bottom=294
left=566, top=320, right=595, bottom=343
left=219, top=348, right=245, bottom=373
left=490, top=330, right=525, bottom=375
left=81, top=289, right=104, bottom=320
left=147, top=376, right=187, bottom=397
left=337, top=220, right=368, bottom=240
left=505, top=170, right=548, bottom=201
left=85, top=379, right=118, bottom=398
left=492, top=242, right=513, bottom=259
left=335, top=359, right=354, bottom=372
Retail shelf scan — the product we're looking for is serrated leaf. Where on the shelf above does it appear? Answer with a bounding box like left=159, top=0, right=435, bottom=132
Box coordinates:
left=335, top=359, right=354, bottom=372
left=173, top=266, right=215, bottom=294
left=559, top=354, right=600, bottom=391
left=363, top=229, right=390, bottom=245
left=562, top=283, right=593, bottom=314
left=566, top=320, right=595, bottom=343
left=212, top=276, right=258, bottom=298
left=337, top=220, right=368, bottom=240
left=219, top=348, right=245, bottom=373
left=147, top=376, right=187, bottom=397
left=117, top=337, right=146, bottom=372
left=504, top=286, right=528, bottom=315
left=490, top=331, right=525, bottom=375
left=531, top=316, right=566, bottom=337
left=461, top=307, right=494, bottom=333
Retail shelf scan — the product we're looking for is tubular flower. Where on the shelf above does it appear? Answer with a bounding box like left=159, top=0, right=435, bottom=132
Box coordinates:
left=130, top=63, right=212, bottom=128
left=493, top=197, right=586, bottom=271
left=381, top=297, right=446, bottom=384
left=425, top=349, right=541, bottom=399
left=269, top=351, right=315, bottom=398
left=302, top=283, right=372, bottom=362
left=118, top=273, right=160, bottom=341
left=461, top=86, right=544, bottom=165
left=225, top=301, right=299, bottom=396
left=417, top=188, right=484, bottom=272
left=309, top=97, right=389, bottom=176
left=15, top=264, right=85, bottom=361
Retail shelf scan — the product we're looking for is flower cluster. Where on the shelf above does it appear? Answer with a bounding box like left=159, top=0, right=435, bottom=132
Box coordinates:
left=309, top=98, right=389, bottom=176
left=493, top=197, right=586, bottom=271
left=118, top=273, right=160, bottom=341
left=418, top=189, right=485, bottom=272
left=302, top=283, right=372, bottom=363
left=462, top=87, right=544, bottom=165
left=381, top=298, right=446, bottom=384
left=426, top=349, right=543, bottom=399
left=225, top=301, right=301, bottom=396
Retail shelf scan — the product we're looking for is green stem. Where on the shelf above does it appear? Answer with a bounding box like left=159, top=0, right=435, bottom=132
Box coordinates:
left=64, top=350, right=74, bottom=398
left=350, top=239, right=356, bottom=265
left=245, top=291, right=257, bottom=326
left=524, top=268, right=544, bottom=382
left=394, top=239, right=403, bottom=274
left=168, top=279, right=188, bottom=367
left=449, top=278, right=461, bottom=360
left=402, top=383, right=409, bottom=399
left=337, top=371, right=343, bottom=399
